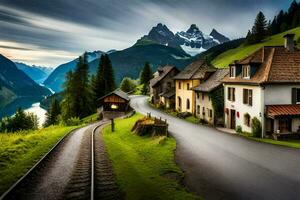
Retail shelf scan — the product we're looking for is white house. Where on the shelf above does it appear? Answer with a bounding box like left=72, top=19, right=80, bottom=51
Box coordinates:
left=223, top=34, right=300, bottom=137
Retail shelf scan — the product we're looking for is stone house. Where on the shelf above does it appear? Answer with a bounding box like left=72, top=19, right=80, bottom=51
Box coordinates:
left=174, top=59, right=216, bottom=113
left=149, top=65, right=179, bottom=109
left=223, top=34, right=300, bottom=137
left=193, top=69, right=228, bottom=125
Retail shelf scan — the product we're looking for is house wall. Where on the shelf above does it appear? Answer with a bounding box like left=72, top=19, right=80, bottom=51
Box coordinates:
left=195, top=92, right=214, bottom=124
left=264, top=84, right=300, bottom=105
left=151, top=69, right=178, bottom=104
left=175, top=79, right=200, bottom=113
left=224, top=84, right=264, bottom=134
left=292, top=118, right=300, bottom=132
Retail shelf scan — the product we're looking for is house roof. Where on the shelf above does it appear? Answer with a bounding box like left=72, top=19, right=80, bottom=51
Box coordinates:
left=266, top=104, right=300, bottom=118
left=192, top=69, right=229, bottom=92
left=173, top=59, right=216, bottom=80
left=160, top=89, right=175, bottom=99
left=150, top=65, right=178, bottom=87
left=98, top=89, right=130, bottom=102
left=223, top=46, right=300, bottom=85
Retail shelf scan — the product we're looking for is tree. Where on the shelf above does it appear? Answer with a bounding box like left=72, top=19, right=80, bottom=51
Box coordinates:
left=61, top=53, right=93, bottom=120
left=44, top=98, right=61, bottom=127
left=140, top=62, right=153, bottom=85
left=120, top=77, right=137, bottom=93
left=91, top=54, right=115, bottom=105
left=0, top=108, right=38, bottom=132
left=251, top=11, right=268, bottom=43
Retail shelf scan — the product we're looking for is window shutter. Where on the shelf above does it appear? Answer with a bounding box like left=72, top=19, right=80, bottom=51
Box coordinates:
left=243, top=89, right=246, bottom=104
left=292, top=88, right=297, bottom=104
left=249, top=90, right=253, bottom=106
left=228, top=88, right=230, bottom=101
left=233, top=88, right=235, bottom=101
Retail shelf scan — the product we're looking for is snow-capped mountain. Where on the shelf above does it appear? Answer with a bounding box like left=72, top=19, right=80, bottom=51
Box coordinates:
left=135, top=23, right=230, bottom=56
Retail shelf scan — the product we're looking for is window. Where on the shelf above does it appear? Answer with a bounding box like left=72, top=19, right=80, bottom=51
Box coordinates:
left=202, top=93, right=205, bottom=100
left=178, top=82, right=181, bottom=89
left=167, top=82, right=171, bottom=89
left=243, top=89, right=253, bottom=106
left=227, top=87, right=235, bottom=101
left=209, top=109, right=213, bottom=118
left=197, top=92, right=200, bottom=99
left=244, top=113, right=251, bottom=127
left=187, top=99, right=190, bottom=110
left=242, top=65, right=250, bottom=78
left=229, top=66, right=236, bottom=77
left=208, top=96, right=211, bottom=101
left=292, top=88, right=300, bottom=104
left=187, top=83, right=190, bottom=90
left=177, top=97, right=182, bottom=108
left=197, top=105, right=200, bottom=114
left=202, top=107, right=205, bottom=116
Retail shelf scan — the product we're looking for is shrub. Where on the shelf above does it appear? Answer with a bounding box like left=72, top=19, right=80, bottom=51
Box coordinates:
left=236, top=125, right=242, bottom=134
left=63, top=117, right=81, bottom=126
left=251, top=117, right=262, bottom=137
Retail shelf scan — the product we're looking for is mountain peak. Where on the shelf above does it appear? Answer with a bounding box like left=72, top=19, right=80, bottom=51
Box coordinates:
left=186, top=24, right=201, bottom=34
left=209, top=28, right=230, bottom=43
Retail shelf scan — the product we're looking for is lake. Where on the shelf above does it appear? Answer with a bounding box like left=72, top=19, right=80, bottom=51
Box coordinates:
left=24, top=102, right=47, bottom=127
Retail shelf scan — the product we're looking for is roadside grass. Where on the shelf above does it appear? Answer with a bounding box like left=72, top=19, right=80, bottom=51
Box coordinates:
left=239, top=132, right=300, bottom=149
left=0, top=125, right=78, bottom=194
left=102, top=113, right=199, bottom=200
left=212, top=26, right=300, bottom=68
left=81, top=113, right=99, bottom=124
left=185, top=116, right=200, bottom=124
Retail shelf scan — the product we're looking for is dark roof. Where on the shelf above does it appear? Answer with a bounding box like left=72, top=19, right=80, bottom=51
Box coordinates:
left=173, top=59, right=216, bottom=80
left=150, top=65, right=178, bottom=87
left=98, top=89, right=130, bottom=101
left=266, top=104, right=300, bottom=118
left=193, top=69, right=229, bottom=92
left=160, top=89, right=175, bottom=98
left=223, top=46, right=300, bottom=84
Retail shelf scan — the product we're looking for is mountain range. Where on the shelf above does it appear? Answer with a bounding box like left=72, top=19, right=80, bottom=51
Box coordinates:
left=0, top=54, right=51, bottom=112
left=15, top=62, right=54, bottom=84
left=135, top=23, right=230, bottom=56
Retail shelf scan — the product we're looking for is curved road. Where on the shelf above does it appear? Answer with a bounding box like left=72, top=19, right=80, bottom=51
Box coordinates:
left=131, top=95, right=300, bottom=200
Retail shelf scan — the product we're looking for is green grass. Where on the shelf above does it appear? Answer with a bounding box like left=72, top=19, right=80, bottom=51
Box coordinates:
left=102, top=113, right=199, bottom=200
left=212, top=27, right=300, bottom=68
left=0, top=125, right=78, bottom=194
left=81, top=113, right=99, bottom=124
left=239, top=132, right=300, bottom=149
left=185, top=116, right=200, bottom=124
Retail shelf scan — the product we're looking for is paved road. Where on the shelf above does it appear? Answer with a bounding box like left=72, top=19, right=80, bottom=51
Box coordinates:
left=130, top=95, right=300, bottom=200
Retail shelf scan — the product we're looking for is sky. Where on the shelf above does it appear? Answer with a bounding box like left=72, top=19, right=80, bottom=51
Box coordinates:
left=0, top=0, right=291, bottom=67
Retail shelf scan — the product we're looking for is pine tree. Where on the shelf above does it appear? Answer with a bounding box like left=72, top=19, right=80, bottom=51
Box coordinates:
left=140, top=62, right=153, bottom=85
left=252, top=11, right=268, bottom=43
left=44, top=98, right=61, bottom=127
left=103, top=54, right=116, bottom=94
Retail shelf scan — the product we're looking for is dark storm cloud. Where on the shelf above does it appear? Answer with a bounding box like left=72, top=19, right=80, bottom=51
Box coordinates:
left=0, top=0, right=291, bottom=66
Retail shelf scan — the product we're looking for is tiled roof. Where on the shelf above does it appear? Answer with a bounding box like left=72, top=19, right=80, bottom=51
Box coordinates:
left=266, top=104, right=300, bottom=118
left=174, top=59, right=216, bottom=80
left=193, top=69, right=229, bottom=92
left=223, top=46, right=300, bottom=84
left=150, top=65, right=178, bottom=87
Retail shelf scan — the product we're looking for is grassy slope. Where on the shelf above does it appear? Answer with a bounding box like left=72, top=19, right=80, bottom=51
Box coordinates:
left=212, top=27, right=300, bottom=68
left=0, top=125, right=78, bottom=194
left=102, top=113, right=199, bottom=200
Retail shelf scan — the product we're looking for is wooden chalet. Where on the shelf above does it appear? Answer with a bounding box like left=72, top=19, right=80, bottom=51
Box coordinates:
left=98, top=89, right=130, bottom=112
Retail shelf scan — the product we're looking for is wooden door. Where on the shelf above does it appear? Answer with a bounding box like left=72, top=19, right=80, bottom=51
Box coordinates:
left=230, top=110, right=236, bottom=129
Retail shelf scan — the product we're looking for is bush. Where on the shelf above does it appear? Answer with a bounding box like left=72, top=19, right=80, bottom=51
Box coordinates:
left=63, top=117, right=81, bottom=126
left=236, top=125, right=242, bottom=134
left=251, top=117, right=262, bottom=138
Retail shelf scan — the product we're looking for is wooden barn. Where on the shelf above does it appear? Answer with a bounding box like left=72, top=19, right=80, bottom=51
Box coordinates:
left=98, top=89, right=130, bottom=112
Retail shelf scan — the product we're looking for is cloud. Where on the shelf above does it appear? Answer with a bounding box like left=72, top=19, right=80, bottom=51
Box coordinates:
left=0, top=0, right=292, bottom=67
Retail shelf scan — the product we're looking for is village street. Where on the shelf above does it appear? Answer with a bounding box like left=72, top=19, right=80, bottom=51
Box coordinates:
left=130, top=95, right=300, bottom=200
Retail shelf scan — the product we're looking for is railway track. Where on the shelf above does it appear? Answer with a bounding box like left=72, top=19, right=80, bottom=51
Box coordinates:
left=0, top=121, right=121, bottom=200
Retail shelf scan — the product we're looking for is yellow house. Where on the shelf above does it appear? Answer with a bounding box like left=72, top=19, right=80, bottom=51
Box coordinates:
left=174, top=59, right=216, bottom=114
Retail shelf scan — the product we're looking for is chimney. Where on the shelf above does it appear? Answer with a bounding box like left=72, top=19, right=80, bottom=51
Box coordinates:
left=283, top=34, right=295, bottom=52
